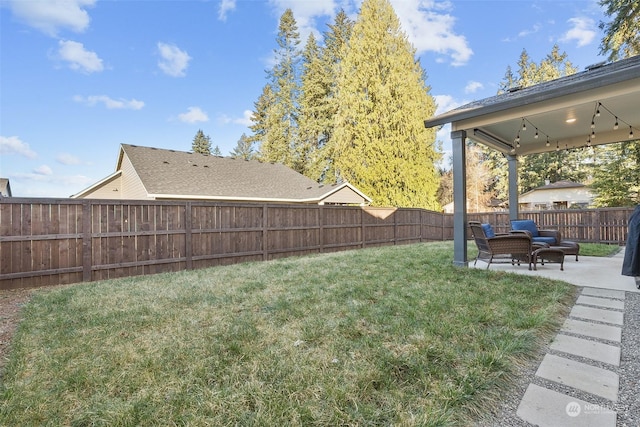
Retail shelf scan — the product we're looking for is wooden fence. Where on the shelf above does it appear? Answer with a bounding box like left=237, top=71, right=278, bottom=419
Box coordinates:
left=0, top=198, right=634, bottom=290
left=0, top=199, right=450, bottom=290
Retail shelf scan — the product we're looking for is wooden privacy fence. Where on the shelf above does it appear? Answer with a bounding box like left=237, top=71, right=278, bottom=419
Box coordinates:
left=0, top=198, right=450, bottom=290
left=468, top=208, right=634, bottom=244
left=0, top=198, right=634, bottom=290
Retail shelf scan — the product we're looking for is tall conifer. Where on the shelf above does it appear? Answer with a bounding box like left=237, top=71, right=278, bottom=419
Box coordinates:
left=333, top=0, right=440, bottom=209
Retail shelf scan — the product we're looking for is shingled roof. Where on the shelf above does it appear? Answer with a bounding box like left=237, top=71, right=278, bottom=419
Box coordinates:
left=73, top=144, right=371, bottom=205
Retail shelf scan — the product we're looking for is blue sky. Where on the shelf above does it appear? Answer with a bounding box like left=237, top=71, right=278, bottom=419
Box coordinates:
left=1, top=0, right=607, bottom=197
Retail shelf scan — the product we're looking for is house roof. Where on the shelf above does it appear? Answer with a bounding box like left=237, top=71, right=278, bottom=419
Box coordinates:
left=0, top=178, right=11, bottom=197
left=424, top=55, right=640, bottom=155
left=108, top=144, right=370, bottom=204
left=520, top=180, right=590, bottom=198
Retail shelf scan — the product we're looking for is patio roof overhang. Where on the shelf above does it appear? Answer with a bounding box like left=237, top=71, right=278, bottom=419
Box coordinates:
left=423, top=55, right=640, bottom=268
left=424, top=55, right=640, bottom=156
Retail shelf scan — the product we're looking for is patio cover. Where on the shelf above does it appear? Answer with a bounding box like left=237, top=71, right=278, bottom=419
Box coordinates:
left=424, top=55, right=640, bottom=266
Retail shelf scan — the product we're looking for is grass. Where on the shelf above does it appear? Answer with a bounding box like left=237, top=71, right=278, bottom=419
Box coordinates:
left=576, top=242, right=621, bottom=257
left=0, top=242, right=576, bottom=426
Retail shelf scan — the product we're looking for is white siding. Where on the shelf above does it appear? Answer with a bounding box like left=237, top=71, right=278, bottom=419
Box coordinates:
left=119, top=154, right=151, bottom=199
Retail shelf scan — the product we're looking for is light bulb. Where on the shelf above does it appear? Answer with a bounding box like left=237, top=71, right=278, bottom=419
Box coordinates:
left=630, top=127, right=635, bottom=139
left=591, top=130, right=596, bottom=139
left=534, top=130, right=539, bottom=139
left=591, top=121, right=595, bottom=129
left=545, top=138, right=550, bottom=147
left=614, top=118, right=619, bottom=130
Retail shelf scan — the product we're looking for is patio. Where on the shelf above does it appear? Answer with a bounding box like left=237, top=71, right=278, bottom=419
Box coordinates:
left=471, top=247, right=639, bottom=293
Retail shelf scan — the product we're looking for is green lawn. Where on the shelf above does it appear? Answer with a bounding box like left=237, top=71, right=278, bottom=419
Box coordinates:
left=1, top=242, right=576, bottom=426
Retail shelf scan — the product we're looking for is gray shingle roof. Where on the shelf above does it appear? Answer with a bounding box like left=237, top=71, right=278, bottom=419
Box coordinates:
left=120, top=144, right=352, bottom=202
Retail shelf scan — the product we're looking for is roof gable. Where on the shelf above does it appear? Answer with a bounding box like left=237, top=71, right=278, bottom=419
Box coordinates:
left=119, top=144, right=370, bottom=204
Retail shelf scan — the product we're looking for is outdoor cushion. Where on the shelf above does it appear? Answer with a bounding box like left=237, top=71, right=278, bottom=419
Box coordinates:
left=481, top=223, right=496, bottom=238
left=511, top=220, right=539, bottom=237
left=532, top=236, right=557, bottom=245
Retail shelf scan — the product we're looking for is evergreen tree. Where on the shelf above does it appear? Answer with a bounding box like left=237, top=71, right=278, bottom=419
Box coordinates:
left=192, top=129, right=212, bottom=155
left=212, top=145, right=222, bottom=156
left=230, top=133, right=255, bottom=160
left=592, top=4, right=640, bottom=206
left=306, top=10, right=354, bottom=183
left=333, top=0, right=440, bottom=209
left=487, top=46, right=588, bottom=199
left=599, top=0, right=640, bottom=61
left=591, top=141, right=640, bottom=206
left=297, top=32, right=324, bottom=177
left=252, top=9, right=301, bottom=170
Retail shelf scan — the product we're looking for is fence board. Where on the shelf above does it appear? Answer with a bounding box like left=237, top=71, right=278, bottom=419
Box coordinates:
left=0, top=197, right=635, bottom=290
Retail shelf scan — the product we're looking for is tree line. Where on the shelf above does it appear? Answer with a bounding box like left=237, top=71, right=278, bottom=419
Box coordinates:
left=193, top=0, right=639, bottom=208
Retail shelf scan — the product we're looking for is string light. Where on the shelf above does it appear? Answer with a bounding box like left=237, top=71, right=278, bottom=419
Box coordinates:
left=546, top=137, right=550, bottom=147
left=596, top=103, right=601, bottom=117
left=614, top=118, right=619, bottom=130
left=534, top=129, right=539, bottom=139
left=631, top=126, right=635, bottom=139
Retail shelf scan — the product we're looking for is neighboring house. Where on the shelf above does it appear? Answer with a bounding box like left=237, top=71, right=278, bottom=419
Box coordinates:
left=72, top=144, right=371, bottom=205
left=518, top=180, right=594, bottom=211
left=0, top=178, right=11, bottom=198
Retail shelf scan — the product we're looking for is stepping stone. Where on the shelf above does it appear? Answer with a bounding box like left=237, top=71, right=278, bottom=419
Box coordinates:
left=562, top=318, right=622, bottom=343
left=535, top=354, right=619, bottom=401
left=581, top=288, right=625, bottom=300
left=570, top=305, right=624, bottom=325
left=576, top=295, right=624, bottom=310
left=517, top=384, right=616, bottom=427
left=551, top=333, right=620, bottom=366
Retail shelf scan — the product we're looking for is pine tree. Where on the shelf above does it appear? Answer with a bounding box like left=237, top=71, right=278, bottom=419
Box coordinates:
left=333, top=0, right=440, bottom=209
left=599, top=0, right=640, bottom=61
left=252, top=9, right=301, bottom=170
left=212, top=145, right=222, bottom=156
left=305, top=10, right=353, bottom=184
left=230, top=133, right=255, bottom=160
left=486, top=46, right=589, bottom=200
left=192, top=129, right=211, bottom=155
left=593, top=3, right=640, bottom=206
left=591, top=141, right=640, bottom=206
left=297, top=32, right=324, bottom=177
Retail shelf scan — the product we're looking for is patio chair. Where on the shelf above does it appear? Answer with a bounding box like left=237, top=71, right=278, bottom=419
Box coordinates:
left=469, top=221, right=534, bottom=270
left=510, top=219, right=560, bottom=245
left=510, top=219, right=580, bottom=261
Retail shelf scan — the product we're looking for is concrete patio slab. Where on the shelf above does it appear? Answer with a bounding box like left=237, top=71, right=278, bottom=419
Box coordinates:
left=517, top=384, right=616, bottom=427
left=576, top=295, right=625, bottom=310
left=569, top=305, right=624, bottom=325
left=581, top=288, right=626, bottom=299
left=535, top=354, right=619, bottom=401
left=561, top=318, right=622, bottom=342
left=551, top=333, right=620, bottom=366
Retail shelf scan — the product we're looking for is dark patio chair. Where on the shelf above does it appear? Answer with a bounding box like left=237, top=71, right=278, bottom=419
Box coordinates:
left=510, top=219, right=580, bottom=261
left=469, top=221, right=533, bottom=270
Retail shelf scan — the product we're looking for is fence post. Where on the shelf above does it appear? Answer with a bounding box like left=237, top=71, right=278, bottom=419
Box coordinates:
left=185, top=202, right=193, bottom=270
left=263, top=205, right=269, bottom=260
left=82, top=201, right=92, bottom=282
left=361, top=208, right=366, bottom=248
left=318, top=205, right=324, bottom=253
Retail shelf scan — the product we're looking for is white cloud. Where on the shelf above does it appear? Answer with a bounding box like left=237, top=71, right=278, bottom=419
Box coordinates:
left=389, top=0, right=472, bottom=66
left=517, top=23, right=541, bottom=39
left=560, top=17, right=596, bottom=47
left=56, top=153, right=82, bottom=165
left=178, top=107, right=209, bottom=124
left=157, top=42, right=191, bottom=77
left=266, top=1, right=471, bottom=65
left=74, top=95, right=144, bottom=110
left=464, top=81, right=484, bottom=94
left=56, top=40, right=104, bottom=73
left=34, top=165, right=53, bottom=176
left=268, top=0, right=336, bottom=42
left=218, top=0, right=236, bottom=21
left=7, top=0, right=95, bottom=37
left=433, top=94, right=466, bottom=115
left=0, top=135, right=37, bottom=159
left=219, top=110, right=253, bottom=126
